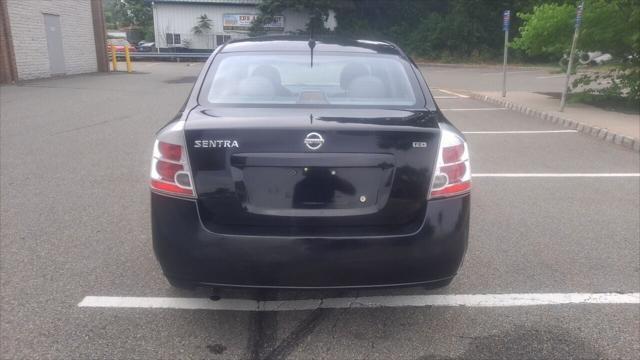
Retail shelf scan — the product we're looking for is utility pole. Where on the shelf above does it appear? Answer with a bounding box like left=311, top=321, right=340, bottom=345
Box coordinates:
left=502, top=10, right=510, bottom=97
left=560, top=1, right=584, bottom=112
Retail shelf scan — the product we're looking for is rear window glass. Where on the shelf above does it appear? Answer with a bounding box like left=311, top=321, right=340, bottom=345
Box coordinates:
left=203, top=53, right=420, bottom=107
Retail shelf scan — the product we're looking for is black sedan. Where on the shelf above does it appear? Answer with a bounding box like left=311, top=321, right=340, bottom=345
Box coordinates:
left=150, top=36, right=471, bottom=290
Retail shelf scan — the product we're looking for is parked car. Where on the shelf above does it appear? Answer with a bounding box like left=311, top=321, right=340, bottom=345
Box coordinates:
left=150, top=36, right=471, bottom=290
left=137, top=41, right=156, bottom=52
left=107, top=38, right=136, bottom=53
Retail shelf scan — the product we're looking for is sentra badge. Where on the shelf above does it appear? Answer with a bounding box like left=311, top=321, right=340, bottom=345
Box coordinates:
left=194, top=140, right=239, bottom=148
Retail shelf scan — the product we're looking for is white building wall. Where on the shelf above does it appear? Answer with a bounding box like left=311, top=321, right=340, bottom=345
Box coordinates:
left=6, top=0, right=97, bottom=80
left=153, top=3, right=311, bottom=50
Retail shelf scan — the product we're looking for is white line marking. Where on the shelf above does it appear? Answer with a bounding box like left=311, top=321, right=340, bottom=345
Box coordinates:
left=441, top=108, right=506, bottom=111
left=78, top=293, right=640, bottom=312
left=536, top=74, right=565, bottom=79
left=433, top=96, right=460, bottom=99
left=481, top=70, right=541, bottom=76
left=474, top=173, right=640, bottom=177
left=436, top=89, right=469, bottom=98
left=463, top=130, right=578, bottom=134
left=425, top=70, right=458, bottom=73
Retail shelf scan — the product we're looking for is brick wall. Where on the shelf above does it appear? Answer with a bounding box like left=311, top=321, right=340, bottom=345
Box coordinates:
left=6, top=0, right=98, bottom=80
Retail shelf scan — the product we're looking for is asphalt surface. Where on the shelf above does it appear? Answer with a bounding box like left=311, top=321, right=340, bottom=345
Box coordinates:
left=420, top=64, right=565, bottom=93
left=1, top=62, right=639, bottom=359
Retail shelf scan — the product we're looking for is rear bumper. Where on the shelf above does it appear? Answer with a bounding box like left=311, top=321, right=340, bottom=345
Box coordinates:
left=151, top=192, right=470, bottom=289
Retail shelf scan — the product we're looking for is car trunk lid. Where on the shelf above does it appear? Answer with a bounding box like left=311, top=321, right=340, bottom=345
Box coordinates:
left=184, top=106, right=440, bottom=236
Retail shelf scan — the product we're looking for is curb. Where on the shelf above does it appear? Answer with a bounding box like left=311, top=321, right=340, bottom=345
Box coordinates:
left=468, top=92, right=640, bottom=152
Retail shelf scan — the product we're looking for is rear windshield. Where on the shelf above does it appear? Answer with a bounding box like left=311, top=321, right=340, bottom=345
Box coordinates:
left=201, top=52, right=423, bottom=107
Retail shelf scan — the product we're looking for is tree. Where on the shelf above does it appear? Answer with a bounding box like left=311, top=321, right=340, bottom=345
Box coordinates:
left=334, top=0, right=549, bottom=60
left=192, top=14, right=212, bottom=35
left=104, top=0, right=126, bottom=29
left=249, top=0, right=338, bottom=36
left=104, top=0, right=154, bottom=41
left=513, top=0, right=640, bottom=104
left=248, top=0, right=579, bottom=62
left=512, top=0, right=639, bottom=60
left=191, top=14, right=213, bottom=48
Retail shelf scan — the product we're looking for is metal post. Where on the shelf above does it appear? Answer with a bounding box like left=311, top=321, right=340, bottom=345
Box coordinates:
left=110, top=44, right=117, bottom=71
left=501, top=10, right=511, bottom=98
left=124, top=45, right=132, bottom=73
left=152, top=1, right=160, bottom=54
left=560, top=1, right=584, bottom=112
left=502, top=29, right=509, bottom=97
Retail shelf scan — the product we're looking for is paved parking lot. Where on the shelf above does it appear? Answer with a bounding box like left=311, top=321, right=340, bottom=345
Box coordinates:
left=419, top=64, right=565, bottom=93
left=1, top=62, right=639, bottom=359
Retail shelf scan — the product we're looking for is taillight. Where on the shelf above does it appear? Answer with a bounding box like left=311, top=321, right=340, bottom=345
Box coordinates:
left=158, top=141, right=182, bottom=162
left=429, top=129, right=471, bottom=199
left=150, top=139, right=194, bottom=198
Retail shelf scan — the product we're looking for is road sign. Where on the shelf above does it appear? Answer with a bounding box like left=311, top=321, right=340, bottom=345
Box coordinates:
left=575, top=3, right=584, bottom=29
left=502, top=10, right=511, bottom=97
left=503, top=10, right=511, bottom=32
left=560, top=1, right=585, bottom=111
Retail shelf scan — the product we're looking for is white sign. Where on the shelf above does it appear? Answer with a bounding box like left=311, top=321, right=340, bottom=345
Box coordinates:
left=223, top=14, right=284, bottom=31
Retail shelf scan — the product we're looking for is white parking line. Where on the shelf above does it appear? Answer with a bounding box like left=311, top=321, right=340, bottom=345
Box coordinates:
left=78, top=293, right=639, bottom=312
left=481, top=70, right=541, bottom=76
left=463, top=130, right=577, bottom=134
left=435, top=89, right=469, bottom=98
left=433, top=96, right=460, bottom=99
left=474, top=173, right=640, bottom=177
left=441, top=108, right=506, bottom=111
left=425, top=70, right=458, bottom=73
left=536, top=74, right=565, bottom=79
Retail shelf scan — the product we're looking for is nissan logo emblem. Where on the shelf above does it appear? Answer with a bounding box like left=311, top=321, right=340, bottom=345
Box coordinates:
left=304, top=132, right=324, bottom=150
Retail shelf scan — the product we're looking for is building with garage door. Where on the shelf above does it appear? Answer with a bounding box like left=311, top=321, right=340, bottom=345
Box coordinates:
left=151, top=0, right=336, bottom=51
left=0, top=0, right=108, bottom=83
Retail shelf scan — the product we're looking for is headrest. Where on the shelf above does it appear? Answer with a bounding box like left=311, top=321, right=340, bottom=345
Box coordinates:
left=252, top=65, right=282, bottom=85
left=340, top=63, right=369, bottom=89
left=347, top=75, right=386, bottom=98
left=236, top=76, right=275, bottom=97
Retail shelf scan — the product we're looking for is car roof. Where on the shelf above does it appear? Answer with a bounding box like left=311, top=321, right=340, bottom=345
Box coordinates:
left=220, top=36, right=406, bottom=57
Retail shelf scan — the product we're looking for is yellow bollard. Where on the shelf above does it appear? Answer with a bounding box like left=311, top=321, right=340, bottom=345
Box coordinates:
left=124, top=45, right=132, bottom=73
left=110, top=44, right=117, bottom=71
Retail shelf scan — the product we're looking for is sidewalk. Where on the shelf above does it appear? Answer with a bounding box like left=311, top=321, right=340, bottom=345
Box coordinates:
left=470, top=91, right=640, bottom=151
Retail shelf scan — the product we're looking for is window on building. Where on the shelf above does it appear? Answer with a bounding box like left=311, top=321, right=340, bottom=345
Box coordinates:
left=216, top=35, right=232, bottom=47
left=166, top=33, right=181, bottom=46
